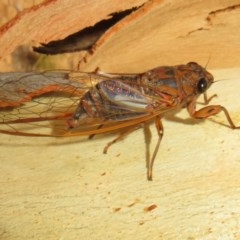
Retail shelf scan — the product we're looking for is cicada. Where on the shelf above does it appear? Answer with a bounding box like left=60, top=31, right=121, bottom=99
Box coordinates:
left=0, top=62, right=239, bottom=180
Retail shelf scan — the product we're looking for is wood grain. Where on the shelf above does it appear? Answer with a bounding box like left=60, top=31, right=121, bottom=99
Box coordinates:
left=80, top=0, right=240, bottom=71
left=0, top=0, right=146, bottom=61
left=0, top=0, right=240, bottom=71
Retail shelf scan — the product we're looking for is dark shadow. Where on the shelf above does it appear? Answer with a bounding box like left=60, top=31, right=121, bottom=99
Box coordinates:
left=33, top=6, right=142, bottom=54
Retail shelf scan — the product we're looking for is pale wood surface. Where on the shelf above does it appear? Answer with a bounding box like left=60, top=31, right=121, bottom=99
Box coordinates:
left=1, top=1, right=240, bottom=240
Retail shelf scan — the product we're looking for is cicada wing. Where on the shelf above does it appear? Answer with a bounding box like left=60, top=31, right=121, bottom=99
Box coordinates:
left=97, top=80, right=151, bottom=111
left=0, top=71, right=97, bottom=136
left=0, top=92, right=173, bottom=137
left=0, top=71, right=176, bottom=137
left=0, top=71, right=105, bottom=108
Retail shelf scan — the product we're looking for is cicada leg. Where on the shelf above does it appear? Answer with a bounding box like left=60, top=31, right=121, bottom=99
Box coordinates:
left=188, top=98, right=240, bottom=129
left=146, top=116, right=164, bottom=181
left=103, top=126, right=140, bottom=154
left=88, top=124, right=104, bottom=139
left=203, top=92, right=218, bottom=105
left=143, top=122, right=151, bottom=175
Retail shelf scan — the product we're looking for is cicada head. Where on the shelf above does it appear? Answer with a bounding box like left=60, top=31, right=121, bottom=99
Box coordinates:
left=177, top=62, right=214, bottom=100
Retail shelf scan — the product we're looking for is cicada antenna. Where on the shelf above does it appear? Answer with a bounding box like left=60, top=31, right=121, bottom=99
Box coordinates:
left=214, top=78, right=229, bottom=83
left=204, top=54, right=212, bottom=69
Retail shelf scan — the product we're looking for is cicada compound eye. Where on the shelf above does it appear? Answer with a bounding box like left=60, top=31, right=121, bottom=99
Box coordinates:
left=197, top=78, right=208, bottom=93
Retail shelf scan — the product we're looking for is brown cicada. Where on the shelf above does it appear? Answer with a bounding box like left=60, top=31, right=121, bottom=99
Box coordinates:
left=0, top=62, right=239, bottom=180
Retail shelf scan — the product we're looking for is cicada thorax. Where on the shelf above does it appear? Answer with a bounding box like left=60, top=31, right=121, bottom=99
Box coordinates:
left=143, top=62, right=214, bottom=106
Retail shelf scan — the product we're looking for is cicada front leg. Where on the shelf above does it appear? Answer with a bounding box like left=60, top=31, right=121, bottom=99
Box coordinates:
left=203, top=92, right=218, bottom=105
left=197, top=92, right=217, bottom=106
left=188, top=97, right=240, bottom=129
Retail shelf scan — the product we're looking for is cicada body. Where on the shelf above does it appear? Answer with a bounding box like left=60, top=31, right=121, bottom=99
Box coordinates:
left=0, top=62, right=239, bottom=180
